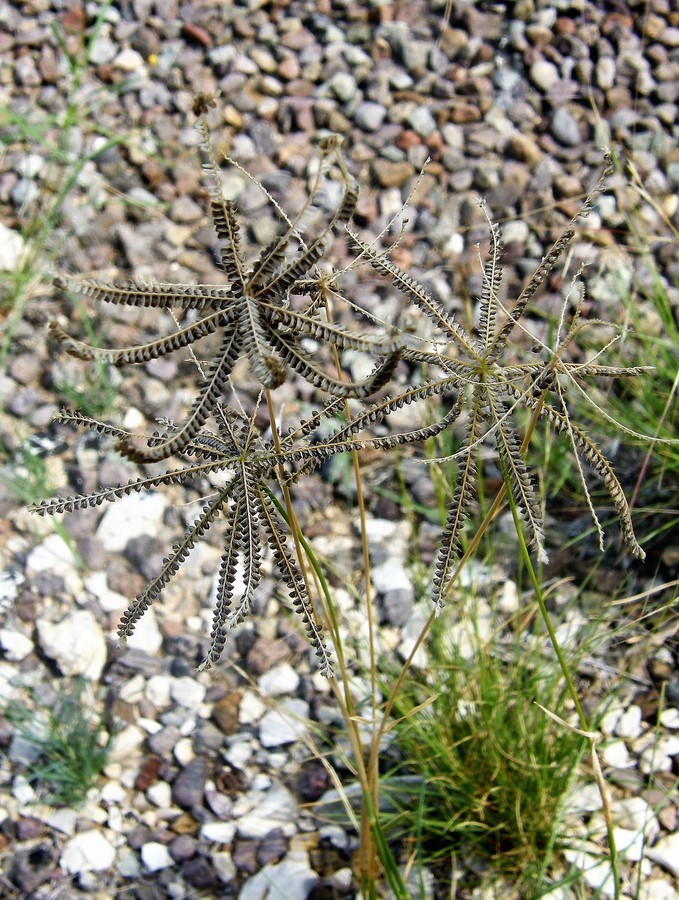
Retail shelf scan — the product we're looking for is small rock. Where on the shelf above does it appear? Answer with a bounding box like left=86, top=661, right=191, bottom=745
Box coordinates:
left=0, top=628, right=34, bottom=661
left=108, top=724, right=145, bottom=761
left=259, top=698, right=309, bottom=748
left=600, top=740, right=634, bottom=768
left=171, top=676, right=207, bottom=708
left=239, top=850, right=317, bottom=900
left=647, top=832, right=679, bottom=877
left=407, top=107, right=437, bottom=139
left=212, top=691, right=242, bottom=734
left=236, top=782, right=298, bottom=838
left=353, top=101, right=387, bottom=132
left=596, top=57, right=616, bottom=90
left=141, top=841, right=174, bottom=872
left=169, top=834, right=197, bottom=862
left=615, top=705, right=642, bottom=739
left=258, top=664, right=300, bottom=697
left=147, top=780, right=173, bottom=808
left=37, top=610, right=107, bottom=680
left=182, top=856, right=219, bottom=889
left=328, top=72, right=357, bottom=103
left=114, top=48, right=145, bottom=72
left=200, top=821, right=236, bottom=843
left=550, top=106, right=582, bottom=147
left=371, top=159, right=415, bottom=189
left=45, top=808, right=77, bottom=836
left=530, top=60, right=559, bottom=92
left=26, top=534, right=80, bottom=592
left=96, top=492, right=168, bottom=552
left=172, top=756, right=209, bottom=809
left=61, top=830, right=116, bottom=874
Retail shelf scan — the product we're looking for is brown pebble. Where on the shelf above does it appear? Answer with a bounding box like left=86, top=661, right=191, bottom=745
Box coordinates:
left=172, top=813, right=200, bottom=835
left=278, top=55, right=301, bottom=81
left=371, top=159, right=416, bottom=189
left=212, top=691, right=242, bottom=735
left=450, top=103, right=482, bottom=125
left=396, top=129, right=422, bottom=151
left=182, top=21, right=212, bottom=47
left=506, top=133, right=543, bottom=166
left=61, top=5, right=85, bottom=34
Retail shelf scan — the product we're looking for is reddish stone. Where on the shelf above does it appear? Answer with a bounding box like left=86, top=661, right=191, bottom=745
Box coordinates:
left=396, top=129, right=422, bottom=151
left=450, top=103, right=482, bottom=124
left=182, top=22, right=212, bottom=47
left=62, top=4, right=85, bottom=34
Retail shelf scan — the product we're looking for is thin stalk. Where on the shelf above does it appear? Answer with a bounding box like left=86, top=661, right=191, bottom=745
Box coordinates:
left=504, top=468, right=621, bottom=900
left=322, top=293, right=383, bottom=893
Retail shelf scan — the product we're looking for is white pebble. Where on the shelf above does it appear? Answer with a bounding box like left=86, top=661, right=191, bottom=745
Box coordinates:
left=145, top=675, right=173, bottom=709
left=96, top=493, right=167, bottom=552
left=147, top=781, right=173, bottom=809
left=647, top=832, right=679, bottom=878
left=173, top=737, right=195, bottom=766
left=239, top=690, right=266, bottom=724
left=0, top=628, right=33, bottom=661
left=600, top=739, right=634, bottom=768
left=37, top=610, right=107, bottom=680
left=61, top=830, right=116, bottom=874
left=615, top=705, right=642, bottom=739
left=141, top=841, right=173, bottom=872
left=114, top=48, right=145, bottom=72
left=258, top=663, right=300, bottom=696
left=200, top=821, right=236, bottom=843
left=108, top=725, right=145, bottom=761
left=170, top=676, right=206, bottom=708
left=0, top=223, right=25, bottom=271
left=259, top=698, right=309, bottom=748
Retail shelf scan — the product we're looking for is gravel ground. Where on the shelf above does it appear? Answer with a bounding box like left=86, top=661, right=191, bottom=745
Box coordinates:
left=1, top=0, right=678, bottom=897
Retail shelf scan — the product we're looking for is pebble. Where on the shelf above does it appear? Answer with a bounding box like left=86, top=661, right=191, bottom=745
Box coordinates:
left=36, top=610, right=107, bottom=680
left=141, top=841, right=174, bottom=872
left=616, top=705, right=643, bottom=739
left=200, top=821, right=236, bottom=843
left=236, top=782, right=298, bottom=839
left=259, top=698, right=310, bottom=748
left=550, top=106, right=582, bottom=146
left=61, top=830, right=116, bottom=874
left=0, top=628, right=33, bottom=661
left=240, top=850, right=318, bottom=900
left=530, top=60, right=560, bottom=92
left=172, top=756, right=209, bottom=809
left=26, top=534, right=81, bottom=592
left=96, top=492, right=168, bottom=552
left=353, top=101, right=387, bottom=132
left=259, top=663, right=300, bottom=696
left=407, top=106, right=437, bottom=139
left=647, top=832, right=679, bottom=878
left=328, top=71, right=357, bottom=103
left=171, top=676, right=207, bottom=708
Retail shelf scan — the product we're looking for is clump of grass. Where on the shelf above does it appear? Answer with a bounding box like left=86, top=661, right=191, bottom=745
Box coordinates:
left=383, top=605, right=588, bottom=896
left=6, top=679, right=110, bottom=807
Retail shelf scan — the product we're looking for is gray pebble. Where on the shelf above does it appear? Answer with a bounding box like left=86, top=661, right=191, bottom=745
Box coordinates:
left=328, top=71, right=357, bottom=103
left=550, top=106, right=582, bottom=147
left=353, top=101, right=387, bottom=132
left=172, top=756, right=209, bottom=809
left=407, top=106, right=437, bottom=139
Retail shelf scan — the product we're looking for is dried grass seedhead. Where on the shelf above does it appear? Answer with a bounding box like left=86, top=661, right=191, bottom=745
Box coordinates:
left=37, top=99, right=653, bottom=670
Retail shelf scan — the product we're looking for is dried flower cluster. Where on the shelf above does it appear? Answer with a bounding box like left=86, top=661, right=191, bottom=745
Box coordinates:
left=34, top=101, right=647, bottom=674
